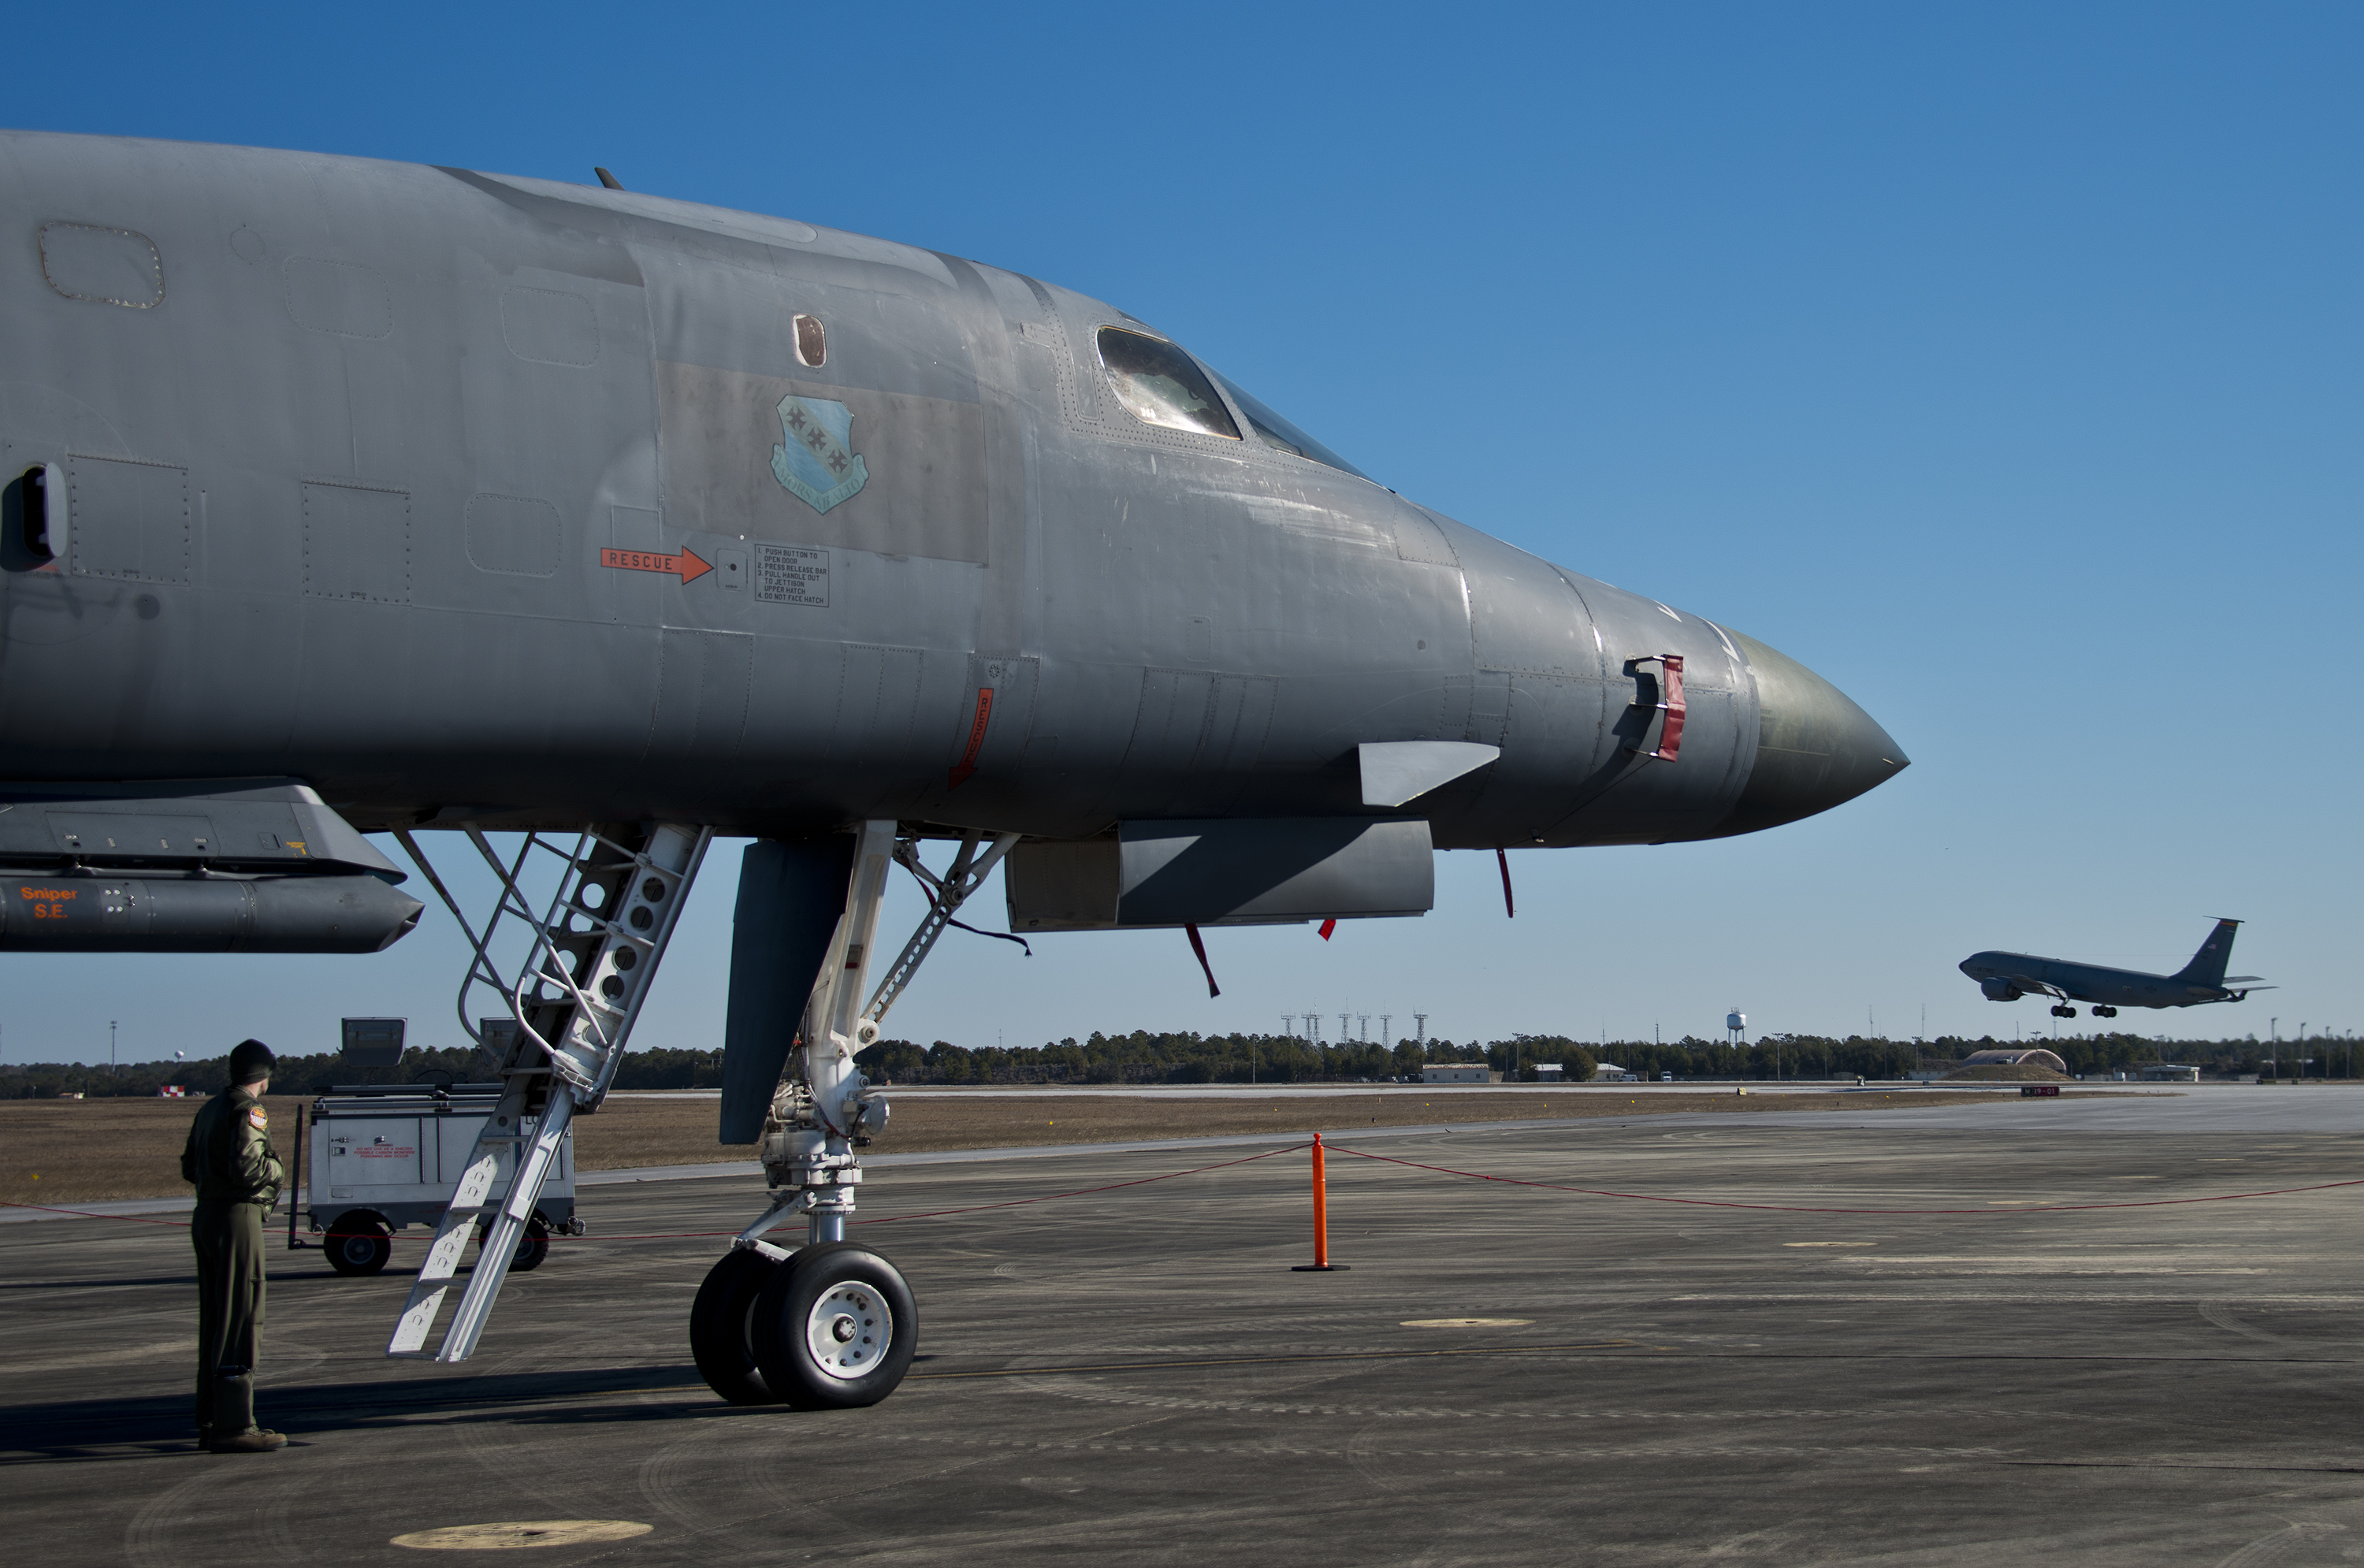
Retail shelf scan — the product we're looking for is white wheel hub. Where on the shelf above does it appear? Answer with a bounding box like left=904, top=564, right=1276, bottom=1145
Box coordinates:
left=805, top=1281, right=890, bottom=1380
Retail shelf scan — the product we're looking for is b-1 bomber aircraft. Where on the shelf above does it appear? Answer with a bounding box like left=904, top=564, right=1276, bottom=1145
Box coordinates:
left=1959, top=919, right=2269, bottom=1020
left=0, top=132, right=1907, bottom=1410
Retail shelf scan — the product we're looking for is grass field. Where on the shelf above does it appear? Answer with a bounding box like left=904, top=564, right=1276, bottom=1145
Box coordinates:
left=0, top=1086, right=2058, bottom=1206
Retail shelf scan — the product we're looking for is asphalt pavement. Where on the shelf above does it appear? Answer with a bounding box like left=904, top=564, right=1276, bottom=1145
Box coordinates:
left=6, top=1089, right=2362, bottom=1565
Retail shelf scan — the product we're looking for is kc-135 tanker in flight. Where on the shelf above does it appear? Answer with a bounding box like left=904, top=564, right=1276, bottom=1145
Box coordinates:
left=0, top=132, right=1906, bottom=1408
left=1960, top=919, right=2268, bottom=1020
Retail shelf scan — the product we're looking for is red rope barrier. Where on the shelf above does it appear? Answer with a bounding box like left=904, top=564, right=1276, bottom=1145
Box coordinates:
left=13, top=1135, right=2347, bottom=1241
left=0, top=1143, right=1310, bottom=1243
left=1329, top=1144, right=2364, bottom=1215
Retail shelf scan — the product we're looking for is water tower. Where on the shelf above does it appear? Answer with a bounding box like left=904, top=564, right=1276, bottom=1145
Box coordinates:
left=1726, top=1008, right=1746, bottom=1047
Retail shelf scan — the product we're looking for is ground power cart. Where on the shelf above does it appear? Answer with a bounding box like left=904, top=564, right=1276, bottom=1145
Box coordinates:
left=293, top=1083, right=582, bottom=1276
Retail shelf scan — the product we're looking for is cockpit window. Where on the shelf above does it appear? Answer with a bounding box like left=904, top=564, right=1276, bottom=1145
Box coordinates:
left=1210, top=373, right=1369, bottom=480
left=1096, top=328, right=1240, bottom=440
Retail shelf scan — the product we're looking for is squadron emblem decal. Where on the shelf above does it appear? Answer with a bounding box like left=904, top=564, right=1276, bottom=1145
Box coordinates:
left=770, top=395, right=870, bottom=514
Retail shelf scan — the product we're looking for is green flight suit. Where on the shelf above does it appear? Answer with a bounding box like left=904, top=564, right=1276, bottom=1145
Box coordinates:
left=182, top=1085, right=284, bottom=1436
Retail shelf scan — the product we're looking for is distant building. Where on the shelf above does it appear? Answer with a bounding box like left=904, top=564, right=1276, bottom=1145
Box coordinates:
left=1422, top=1064, right=1499, bottom=1083
left=1960, top=1048, right=2069, bottom=1074
left=1595, top=1063, right=1637, bottom=1083
left=2138, top=1063, right=2200, bottom=1082
left=1536, top=1063, right=1564, bottom=1080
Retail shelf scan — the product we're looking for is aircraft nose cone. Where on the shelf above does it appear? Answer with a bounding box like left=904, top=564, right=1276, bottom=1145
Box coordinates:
left=1717, top=630, right=1909, bottom=835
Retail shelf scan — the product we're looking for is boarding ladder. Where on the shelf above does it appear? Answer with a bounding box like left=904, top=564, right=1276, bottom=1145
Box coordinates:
left=383, top=822, right=712, bottom=1361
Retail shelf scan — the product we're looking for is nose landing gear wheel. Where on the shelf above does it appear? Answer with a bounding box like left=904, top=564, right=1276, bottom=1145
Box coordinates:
left=690, top=1248, right=786, bottom=1404
left=749, top=1243, right=917, bottom=1410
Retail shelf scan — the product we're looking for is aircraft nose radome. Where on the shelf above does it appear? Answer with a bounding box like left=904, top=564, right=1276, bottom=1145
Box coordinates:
left=1715, top=630, right=1909, bottom=836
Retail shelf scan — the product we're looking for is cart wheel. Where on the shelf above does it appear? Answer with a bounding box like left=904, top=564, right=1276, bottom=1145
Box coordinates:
left=325, top=1216, right=392, bottom=1276
left=749, top=1243, right=916, bottom=1410
left=690, top=1249, right=785, bottom=1405
left=483, top=1216, right=552, bottom=1273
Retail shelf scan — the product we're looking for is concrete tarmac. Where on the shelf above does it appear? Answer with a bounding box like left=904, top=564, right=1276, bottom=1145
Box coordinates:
left=6, top=1093, right=2362, bottom=1565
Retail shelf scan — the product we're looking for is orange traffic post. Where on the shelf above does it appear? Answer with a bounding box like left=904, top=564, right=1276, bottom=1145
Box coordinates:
left=1292, top=1131, right=1349, bottom=1272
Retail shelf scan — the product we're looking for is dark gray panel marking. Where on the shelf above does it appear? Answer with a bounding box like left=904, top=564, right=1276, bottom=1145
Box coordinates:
left=302, top=481, right=410, bottom=603
left=68, top=456, right=188, bottom=583
left=499, top=286, right=599, bottom=367
left=464, top=493, right=563, bottom=577
left=1124, top=670, right=1276, bottom=775
left=645, top=630, right=753, bottom=761
left=827, top=644, right=924, bottom=764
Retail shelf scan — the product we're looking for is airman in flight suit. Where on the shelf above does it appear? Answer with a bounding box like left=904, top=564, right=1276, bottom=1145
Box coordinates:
left=181, top=1039, right=287, bottom=1453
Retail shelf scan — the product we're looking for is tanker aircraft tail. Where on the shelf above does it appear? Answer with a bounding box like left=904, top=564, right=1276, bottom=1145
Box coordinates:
left=2172, top=918, right=2242, bottom=990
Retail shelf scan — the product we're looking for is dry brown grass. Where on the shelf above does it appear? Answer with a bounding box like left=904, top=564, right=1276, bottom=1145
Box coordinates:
left=1, top=1094, right=316, bottom=1206
left=0, top=1087, right=2049, bottom=1205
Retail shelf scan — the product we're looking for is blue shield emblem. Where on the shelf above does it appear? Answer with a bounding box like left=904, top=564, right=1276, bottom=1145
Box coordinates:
left=770, top=395, right=870, bottom=515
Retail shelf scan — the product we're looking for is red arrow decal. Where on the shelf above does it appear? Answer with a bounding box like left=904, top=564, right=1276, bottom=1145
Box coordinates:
left=948, top=688, right=995, bottom=789
left=600, top=544, right=712, bottom=585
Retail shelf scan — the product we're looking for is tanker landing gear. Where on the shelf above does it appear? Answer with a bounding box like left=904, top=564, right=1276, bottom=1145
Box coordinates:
left=2091, top=1005, right=2119, bottom=1018
left=2050, top=1005, right=2078, bottom=1018
left=684, top=821, right=1014, bottom=1410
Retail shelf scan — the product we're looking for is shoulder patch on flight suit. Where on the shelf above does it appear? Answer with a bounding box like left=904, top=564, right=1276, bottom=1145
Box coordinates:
left=247, top=1107, right=268, bottom=1131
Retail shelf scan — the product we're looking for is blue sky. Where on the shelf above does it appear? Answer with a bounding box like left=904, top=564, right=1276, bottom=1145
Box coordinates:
left=6, top=3, right=2358, bottom=1065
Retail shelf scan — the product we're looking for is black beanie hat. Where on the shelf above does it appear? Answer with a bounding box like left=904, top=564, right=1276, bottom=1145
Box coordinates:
left=229, top=1039, right=276, bottom=1083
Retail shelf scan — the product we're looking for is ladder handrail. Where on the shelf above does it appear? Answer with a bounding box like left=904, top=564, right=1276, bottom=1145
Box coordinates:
left=385, top=822, right=712, bottom=1362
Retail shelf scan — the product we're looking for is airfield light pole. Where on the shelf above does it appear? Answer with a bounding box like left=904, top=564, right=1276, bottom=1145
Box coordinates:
left=1281, top=1015, right=1295, bottom=1041
left=110, top=1020, right=117, bottom=1093
left=1381, top=1013, right=1392, bottom=1046
left=1414, top=1013, right=1428, bottom=1045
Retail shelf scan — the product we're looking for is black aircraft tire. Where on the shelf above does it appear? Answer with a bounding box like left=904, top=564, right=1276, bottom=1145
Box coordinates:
left=690, top=1249, right=783, bottom=1405
left=325, top=1217, right=392, bottom=1276
left=750, top=1243, right=917, bottom=1410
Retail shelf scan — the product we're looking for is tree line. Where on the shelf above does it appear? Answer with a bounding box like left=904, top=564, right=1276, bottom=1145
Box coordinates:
left=3, top=1027, right=2339, bottom=1098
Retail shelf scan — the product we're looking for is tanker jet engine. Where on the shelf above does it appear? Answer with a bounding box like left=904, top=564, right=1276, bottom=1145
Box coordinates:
left=1959, top=919, right=2269, bottom=1019
left=0, top=132, right=1908, bottom=1410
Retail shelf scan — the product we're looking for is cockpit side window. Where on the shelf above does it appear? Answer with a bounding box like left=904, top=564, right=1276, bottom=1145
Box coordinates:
left=1096, top=327, right=1241, bottom=440
left=1209, top=373, right=1369, bottom=481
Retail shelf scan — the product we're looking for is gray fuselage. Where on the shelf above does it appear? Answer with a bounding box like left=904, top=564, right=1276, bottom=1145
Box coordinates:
left=0, top=133, right=1905, bottom=849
